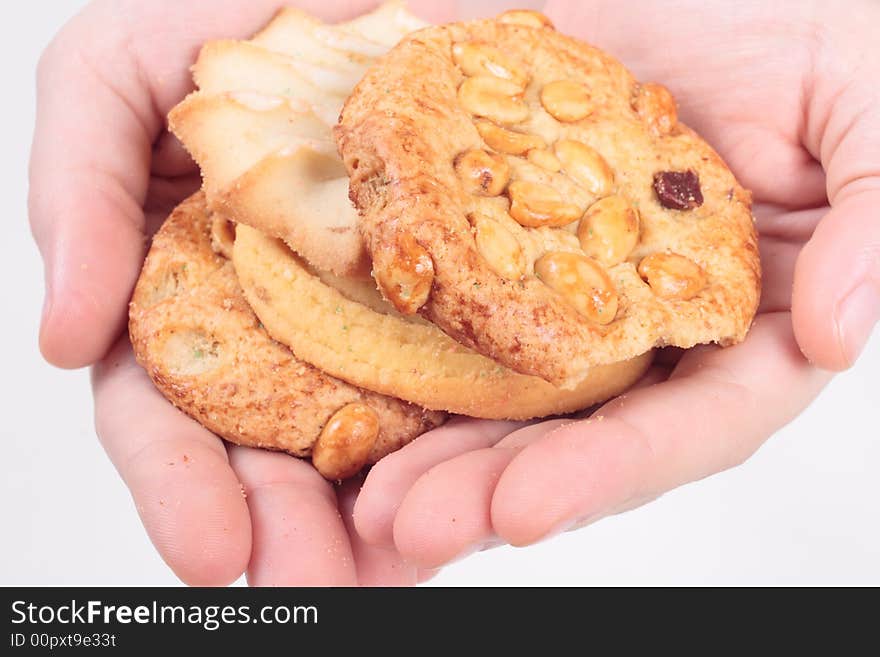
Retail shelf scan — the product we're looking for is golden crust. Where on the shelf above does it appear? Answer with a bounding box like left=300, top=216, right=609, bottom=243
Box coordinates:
left=232, top=224, right=653, bottom=419
left=336, top=18, right=761, bottom=387
left=129, top=192, right=444, bottom=466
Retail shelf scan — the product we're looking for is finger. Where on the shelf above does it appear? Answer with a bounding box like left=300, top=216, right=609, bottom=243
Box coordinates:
left=757, top=235, right=802, bottom=314
left=753, top=205, right=823, bottom=243
left=393, top=421, right=567, bottom=568
left=793, top=185, right=880, bottom=369
left=228, top=447, right=358, bottom=587
left=612, top=362, right=669, bottom=391
left=142, top=176, right=203, bottom=241
left=337, top=478, right=417, bottom=587
left=91, top=337, right=251, bottom=586
left=494, top=419, right=573, bottom=448
left=354, top=418, right=522, bottom=548
left=393, top=448, right=516, bottom=569
left=151, top=132, right=197, bottom=179
left=795, top=56, right=880, bottom=369
left=30, top=27, right=154, bottom=367
left=491, top=313, right=831, bottom=546
left=570, top=363, right=670, bottom=421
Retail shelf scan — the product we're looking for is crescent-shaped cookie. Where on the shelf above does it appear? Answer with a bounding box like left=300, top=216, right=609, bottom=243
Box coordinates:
left=232, top=223, right=653, bottom=419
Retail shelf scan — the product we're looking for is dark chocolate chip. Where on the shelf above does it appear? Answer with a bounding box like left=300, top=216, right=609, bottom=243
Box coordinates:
left=653, top=170, right=703, bottom=210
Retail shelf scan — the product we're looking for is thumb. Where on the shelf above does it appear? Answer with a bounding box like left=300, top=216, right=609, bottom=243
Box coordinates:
left=28, top=0, right=296, bottom=369
left=793, top=68, right=880, bottom=370
left=793, top=186, right=880, bottom=370
left=29, top=6, right=156, bottom=369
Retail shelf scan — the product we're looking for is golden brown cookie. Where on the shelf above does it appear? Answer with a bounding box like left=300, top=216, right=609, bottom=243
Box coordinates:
left=232, top=223, right=653, bottom=419
left=169, top=2, right=427, bottom=279
left=336, top=11, right=760, bottom=388
left=129, top=193, right=444, bottom=479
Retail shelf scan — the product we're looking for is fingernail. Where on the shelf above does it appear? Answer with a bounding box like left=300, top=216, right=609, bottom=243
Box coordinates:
left=837, top=281, right=880, bottom=366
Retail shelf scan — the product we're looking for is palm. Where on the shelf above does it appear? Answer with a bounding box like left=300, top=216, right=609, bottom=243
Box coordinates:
left=352, top=0, right=880, bottom=566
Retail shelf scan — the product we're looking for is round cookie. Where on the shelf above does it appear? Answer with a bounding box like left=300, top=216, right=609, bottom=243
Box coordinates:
left=129, top=192, right=444, bottom=480
left=336, top=11, right=760, bottom=388
left=232, top=223, right=653, bottom=419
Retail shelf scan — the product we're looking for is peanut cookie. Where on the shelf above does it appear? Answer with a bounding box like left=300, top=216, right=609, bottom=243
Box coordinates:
left=169, top=2, right=427, bottom=278
left=232, top=224, right=652, bottom=419
left=129, top=193, right=444, bottom=480
left=336, top=10, right=760, bottom=388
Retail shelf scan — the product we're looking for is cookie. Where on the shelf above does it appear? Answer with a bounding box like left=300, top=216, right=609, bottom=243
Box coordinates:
left=169, top=2, right=427, bottom=278
left=168, top=93, right=370, bottom=276
left=336, top=0, right=428, bottom=46
left=192, top=40, right=344, bottom=124
left=232, top=223, right=653, bottom=419
left=336, top=11, right=761, bottom=388
left=129, top=193, right=444, bottom=480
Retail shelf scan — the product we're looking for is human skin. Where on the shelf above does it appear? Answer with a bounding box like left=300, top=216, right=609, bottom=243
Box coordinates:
left=29, top=0, right=878, bottom=583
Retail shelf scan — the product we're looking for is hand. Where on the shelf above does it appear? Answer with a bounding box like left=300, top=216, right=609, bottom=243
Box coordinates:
left=353, top=0, right=879, bottom=568
left=30, top=0, right=537, bottom=586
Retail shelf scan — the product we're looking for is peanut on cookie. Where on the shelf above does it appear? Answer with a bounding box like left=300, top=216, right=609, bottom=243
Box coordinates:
left=336, top=12, right=760, bottom=388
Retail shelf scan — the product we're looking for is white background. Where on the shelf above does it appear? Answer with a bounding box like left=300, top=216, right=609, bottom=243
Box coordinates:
left=2, top=1, right=877, bottom=586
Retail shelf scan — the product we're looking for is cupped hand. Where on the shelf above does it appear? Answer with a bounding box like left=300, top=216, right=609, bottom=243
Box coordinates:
left=353, top=0, right=880, bottom=568
left=30, top=0, right=537, bottom=585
